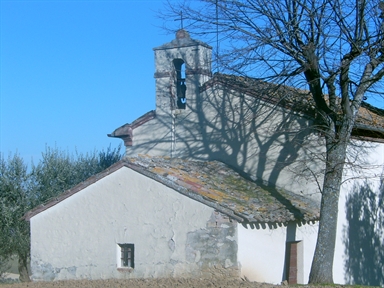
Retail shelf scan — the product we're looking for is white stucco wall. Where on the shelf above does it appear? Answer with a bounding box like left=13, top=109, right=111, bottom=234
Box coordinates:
left=333, top=140, right=384, bottom=285
left=30, top=167, right=238, bottom=281
left=238, top=222, right=318, bottom=284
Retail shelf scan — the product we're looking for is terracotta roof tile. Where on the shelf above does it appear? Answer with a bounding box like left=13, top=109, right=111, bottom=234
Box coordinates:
left=24, top=156, right=320, bottom=224
left=126, top=155, right=320, bottom=224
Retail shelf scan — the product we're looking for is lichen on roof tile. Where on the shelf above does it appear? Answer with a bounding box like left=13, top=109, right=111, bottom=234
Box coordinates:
left=127, top=155, right=320, bottom=224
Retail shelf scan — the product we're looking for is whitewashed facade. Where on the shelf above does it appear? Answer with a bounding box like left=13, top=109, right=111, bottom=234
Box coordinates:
left=28, top=165, right=238, bottom=281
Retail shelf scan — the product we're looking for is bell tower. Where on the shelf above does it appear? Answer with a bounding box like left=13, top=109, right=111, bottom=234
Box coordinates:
left=153, top=29, right=212, bottom=116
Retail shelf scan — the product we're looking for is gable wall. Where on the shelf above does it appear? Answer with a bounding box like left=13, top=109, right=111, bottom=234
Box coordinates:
left=30, top=167, right=239, bottom=281
left=126, top=83, right=325, bottom=202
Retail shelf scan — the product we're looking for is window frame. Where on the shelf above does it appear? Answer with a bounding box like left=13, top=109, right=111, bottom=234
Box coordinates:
left=118, top=243, right=134, bottom=269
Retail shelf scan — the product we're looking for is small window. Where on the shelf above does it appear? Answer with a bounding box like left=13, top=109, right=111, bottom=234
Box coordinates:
left=118, top=243, right=134, bottom=268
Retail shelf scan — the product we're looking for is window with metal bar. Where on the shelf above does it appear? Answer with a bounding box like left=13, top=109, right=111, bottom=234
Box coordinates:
left=118, top=243, right=134, bottom=268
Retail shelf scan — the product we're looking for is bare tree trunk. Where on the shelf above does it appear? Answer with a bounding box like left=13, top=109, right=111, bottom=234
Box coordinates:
left=18, top=253, right=30, bottom=282
left=309, top=136, right=348, bottom=284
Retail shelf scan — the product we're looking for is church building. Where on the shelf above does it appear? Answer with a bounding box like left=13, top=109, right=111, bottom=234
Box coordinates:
left=25, top=30, right=384, bottom=285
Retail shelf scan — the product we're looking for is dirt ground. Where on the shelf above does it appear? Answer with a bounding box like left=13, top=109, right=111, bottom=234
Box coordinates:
left=0, top=278, right=348, bottom=288
left=0, top=278, right=268, bottom=288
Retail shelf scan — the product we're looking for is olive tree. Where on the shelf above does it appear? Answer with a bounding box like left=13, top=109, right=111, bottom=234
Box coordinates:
left=161, top=0, right=384, bottom=283
left=0, top=145, right=122, bottom=281
left=0, top=154, right=31, bottom=282
left=31, top=145, right=122, bottom=204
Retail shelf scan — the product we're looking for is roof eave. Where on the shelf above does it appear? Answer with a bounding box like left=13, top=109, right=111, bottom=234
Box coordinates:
left=108, top=110, right=156, bottom=146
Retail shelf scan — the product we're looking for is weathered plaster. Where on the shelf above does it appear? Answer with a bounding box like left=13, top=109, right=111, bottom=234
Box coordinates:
left=185, top=211, right=238, bottom=278
left=30, top=167, right=238, bottom=281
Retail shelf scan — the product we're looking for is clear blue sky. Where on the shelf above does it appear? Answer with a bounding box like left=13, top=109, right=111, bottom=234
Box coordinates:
left=1, top=0, right=176, bottom=162
left=2, top=1, right=383, bottom=163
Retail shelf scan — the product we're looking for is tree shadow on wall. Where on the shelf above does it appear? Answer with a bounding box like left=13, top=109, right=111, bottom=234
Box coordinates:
left=343, top=181, right=384, bottom=286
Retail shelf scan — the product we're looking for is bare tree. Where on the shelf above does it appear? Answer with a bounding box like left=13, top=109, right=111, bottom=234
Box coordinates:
left=160, top=0, right=384, bottom=283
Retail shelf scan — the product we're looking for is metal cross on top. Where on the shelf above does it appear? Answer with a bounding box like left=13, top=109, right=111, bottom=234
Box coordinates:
left=174, top=11, right=184, bottom=29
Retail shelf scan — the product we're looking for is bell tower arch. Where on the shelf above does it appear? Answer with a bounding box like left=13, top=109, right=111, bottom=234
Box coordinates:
left=153, top=29, right=212, bottom=116
left=173, top=58, right=186, bottom=109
